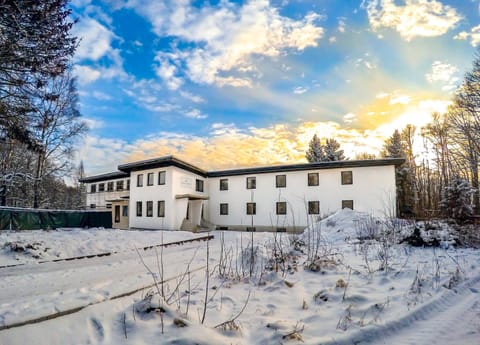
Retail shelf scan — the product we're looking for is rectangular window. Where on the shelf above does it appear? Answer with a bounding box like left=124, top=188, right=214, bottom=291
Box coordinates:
left=116, top=180, right=124, bottom=191
left=341, top=171, right=353, bottom=185
left=157, top=200, right=165, bottom=217
left=276, top=228, right=287, bottom=233
left=136, top=201, right=142, bottom=217
left=276, top=175, right=286, bottom=188
left=276, top=202, right=287, bottom=215
left=107, top=182, right=114, bottom=191
left=127, top=179, right=130, bottom=190
left=106, top=203, right=112, bottom=209
left=196, top=179, right=204, bottom=192
left=90, top=184, right=96, bottom=193
left=246, top=177, right=256, bottom=189
left=122, top=205, right=128, bottom=217
left=246, top=227, right=256, bottom=232
left=220, top=203, right=228, bottom=215
left=342, top=200, right=354, bottom=210
left=308, top=201, right=320, bottom=215
left=158, top=171, right=166, bottom=185
left=90, top=204, right=96, bottom=209
left=147, top=173, right=154, bottom=186
left=146, top=201, right=153, bottom=217
left=246, top=202, right=256, bottom=215
left=114, top=205, right=120, bottom=223
left=308, top=173, right=319, bottom=186
left=219, top=179, right=228, bottom=191
left=137, top=174, right=143, bottom=187
left=98, top=183, right=105, bottom=192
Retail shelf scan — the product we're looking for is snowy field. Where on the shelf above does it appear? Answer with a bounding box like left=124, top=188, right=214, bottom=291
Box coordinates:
left=0, top=210, right=479, bottom=345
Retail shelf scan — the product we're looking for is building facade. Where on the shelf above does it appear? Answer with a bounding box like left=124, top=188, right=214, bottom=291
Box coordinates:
left=80, top=156, right=403, bottom=232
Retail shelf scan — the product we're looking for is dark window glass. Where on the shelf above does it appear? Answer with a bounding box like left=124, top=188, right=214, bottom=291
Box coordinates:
left=246, top=202, right=256, bottom=215
left=127, top=179, right=130, bottom=190
left=158, top=171, right=166, bottom=185
left=276, top=202, right=287, bottom=215
left=122, top=205, right=128, bottom=217
left=147, top=173, right=154, bottom=186
left=158, top=201, right=165, bottom=217
left=114, top=205, right=120, bottom=223
left=196, top=179, right=204, bottom=192
left=341, top=171, right=353, bottom=185
left=146, top=201, right=153, bottom=217
left=308, top=173, right=319, bottom=186
left=220, top=203, right=228, bottom=215
left=276, top=175, right=286, bottom=188
left=107, top=182, right=114, bottom=191
left=136, top=201, right=142, bottom=216
left=219, top=179, right=228, bottom=191
left=116, top=180, right=124, bottom=190
left=308, top=201, right=320, bottom=214
left=90, top=184, right=96, bottom=193
left=98, top=183, right=105, bottom=192
left=246, top=177, right=256, bottom=189
left=90, top=203, right=96, bottom=209
left=137, top=174, right=143, bottom=187
left=342, top=200, right=354, bottom=210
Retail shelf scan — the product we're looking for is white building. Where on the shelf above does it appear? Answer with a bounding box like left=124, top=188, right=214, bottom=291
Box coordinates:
left=81, top=156, right=403, bottom=232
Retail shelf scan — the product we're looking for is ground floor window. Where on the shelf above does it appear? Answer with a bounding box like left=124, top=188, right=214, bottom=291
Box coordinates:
left=342, top=200, right=354, bottom=210
left=220, top=203, right=228, bottom=215
left=136, top=201, right=142, bottom=216
left=122, top=205, right=128, bottom=217
left=158, top=200, right=165, bottom=217
left=276, top=201, right=287, bottom=215
left=246, top=202, right=256, bottom=215
left=146, top=201, right=153, bottom=217
left=308, top=201, right=320, bottom=214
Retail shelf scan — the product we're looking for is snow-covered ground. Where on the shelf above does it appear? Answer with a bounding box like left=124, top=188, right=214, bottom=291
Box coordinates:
left=0, top=210, right=479, bottom=344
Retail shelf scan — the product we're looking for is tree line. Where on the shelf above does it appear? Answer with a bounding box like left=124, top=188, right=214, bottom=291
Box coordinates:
left=0, top=0, right=86, bottom=209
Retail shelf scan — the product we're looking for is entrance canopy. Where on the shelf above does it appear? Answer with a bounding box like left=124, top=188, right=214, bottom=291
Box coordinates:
left=175, top=194, right=209, bottom=200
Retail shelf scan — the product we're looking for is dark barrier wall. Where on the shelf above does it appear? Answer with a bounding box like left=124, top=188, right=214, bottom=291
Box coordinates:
left=0, top=207, right=112, bottom=230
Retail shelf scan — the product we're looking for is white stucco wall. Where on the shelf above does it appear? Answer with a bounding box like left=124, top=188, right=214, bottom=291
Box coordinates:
left=207, top=165, right=396, bottom=230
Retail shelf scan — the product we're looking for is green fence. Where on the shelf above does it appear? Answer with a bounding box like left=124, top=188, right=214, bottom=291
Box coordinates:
left=0, top=207, right=112, bottom=230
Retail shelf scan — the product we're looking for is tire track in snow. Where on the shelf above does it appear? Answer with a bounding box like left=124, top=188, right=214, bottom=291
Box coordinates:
left=319, top=273, right=480, bottom=345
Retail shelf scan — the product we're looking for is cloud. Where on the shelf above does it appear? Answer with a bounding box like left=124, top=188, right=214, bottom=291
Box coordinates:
left=92, top=91, right=113, bottom=101
left=343, top=113, right=357, bottom=124
left=293, top=86, right=308, bottom=94
left=179, top=91, right=205, bottom=103
left=364, top=0, right=462, bottom=41
left=123, top=0, right=324, bottom=88
left=425, top=61, right=459, bottom=91
left=183, top=108, right=208, bottom=119
left=83, top=117, right=104, bottom=130
left=454, top=24, right=480, bottom=46
left=73, top=65, right=101, bottom=84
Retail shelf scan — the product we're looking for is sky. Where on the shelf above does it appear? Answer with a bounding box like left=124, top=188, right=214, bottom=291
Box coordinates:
left=70, top=0, right=480, bottom=175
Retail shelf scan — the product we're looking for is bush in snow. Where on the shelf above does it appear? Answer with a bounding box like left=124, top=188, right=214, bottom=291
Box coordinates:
left=439, top=176, right=475, bottom=222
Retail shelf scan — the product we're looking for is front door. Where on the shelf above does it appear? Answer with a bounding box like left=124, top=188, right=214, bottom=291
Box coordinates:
left=114, top=205, right=120, bottom=223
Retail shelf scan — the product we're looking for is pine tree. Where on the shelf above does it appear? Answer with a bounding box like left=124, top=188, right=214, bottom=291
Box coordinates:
left=324, top=138, right=345, bottom=161
left=306, top=134, right=325, bottom=162
left=440, top=176, right=475, bottom=221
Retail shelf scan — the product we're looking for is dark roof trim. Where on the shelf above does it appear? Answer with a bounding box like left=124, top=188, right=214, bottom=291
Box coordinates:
left=79, top=171, right=130, bottom=183
left=207, top=158, right=405, bottom=177
left=118, top=155, right=208, bottom=177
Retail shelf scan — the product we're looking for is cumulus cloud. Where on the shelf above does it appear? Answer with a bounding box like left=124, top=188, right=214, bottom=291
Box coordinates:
left=454, top=24, right=480, bottom=47
left=425, top=61, right=459, bottom=91
left=364, top=0, right=462, bottom=41
left=293, top=86, right=308, bottom=94
left=122, top=0, right=324, bottom=88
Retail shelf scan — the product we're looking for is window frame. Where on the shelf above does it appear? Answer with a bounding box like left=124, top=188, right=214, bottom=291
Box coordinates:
left=246, top=202, right=256, bottom=215
left=341, top=171, right=353, bottom=185
left=126, top=179, right=130, bottom=190
left=307, top=173, right=319, bottom=186
left=136, top=201, right=142, bottom=217
left=122, top=205, right=128, bottom=217
left=90, top=184, right=96, bottom=193
left=219, top=178, right=228, bottom=191
left=276, top=201, right=287, bottom=215
left=246, top=177, right=256, bottom=189
left=195, top=179, right=204, bottom=192
left=146, top=201, right=153, bottom=217
left=137, top=174, right=143, bottom=187
left=147, top=173, right=154, bottom=186
left=276, top=175, right=287, bottom=188
left=158, top=171, right=166, bottom=185
left=107, top=182, right=114, bottom=191
left=157, top=200, right=165, bottom=217
left=98, top=183, right=105, bottom=192
left=220, top=203, right=228, bottom=215
left=116, top=180, right=124, bottom=191
left=308, top=201, right=320, bottom=215
left=342, top=200, right=354, bottom=210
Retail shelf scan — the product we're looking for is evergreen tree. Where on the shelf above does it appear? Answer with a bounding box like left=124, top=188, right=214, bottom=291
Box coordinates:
left=306, top=134, right=325, bottom=162
left=324, top=138, right=345, bottom=161
left=440, top=176, right=475, bottom=222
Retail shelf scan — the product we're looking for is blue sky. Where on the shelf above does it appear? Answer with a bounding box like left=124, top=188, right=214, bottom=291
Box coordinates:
left=71, top=0, right=480, bottom=175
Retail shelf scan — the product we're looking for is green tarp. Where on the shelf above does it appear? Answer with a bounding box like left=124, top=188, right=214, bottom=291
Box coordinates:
left=0, top=208, right=112, bottom=230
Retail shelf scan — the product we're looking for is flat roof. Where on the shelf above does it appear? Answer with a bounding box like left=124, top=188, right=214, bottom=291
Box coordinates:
left=118, top=155, right=208, bottom=177
left=79, top=171, right=130, bottom=183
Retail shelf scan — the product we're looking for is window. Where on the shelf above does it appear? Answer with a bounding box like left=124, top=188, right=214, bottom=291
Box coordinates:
left=219, top=179, right=228, bottom=191
left=98, top=183, right=105, bottom=192
left=246, top=177, right=256, bottom=189
left=341, top=171, right=353, bottom=185
left=308, top=201, right=320, bottom=215
left=246, top=227, right=256, bottom=232
left=136, top=201, right=142, bottom=216
left=90, top=184, right=96, bottom=193
left=196, top=179, right=204, bottom=192
left=114, top=205, right=120, bottom=223
left=90, top=204, right=96, bottom=209
left=127, top=179, right=130, bottom=190
left=158, top=171, right=166, bottom=185
left=107, top=182, right=114, bottom=191
left=342, top=200, right=354, bottom=210
left=106, top=203, right=112, bottom=209
left=146, top=201, right=153, bottom=217
left=276, top=228, right=287, bottom=233
left=220, top=203, right=228, bottom=215
left=137, top=174, right=143, bottom=187
left=246, top=202, right=256, bottom=215
left=276, top=175, right=286, bottom=188
left=116, top=180, right=124, bottom=191
left=276, top=202, right=287, bottom=215
left=122, top=205, right=128, bottom=217
left=147, top=173, right=154, bottom=186
left=157, top=200, right=165, bottom=217
left=308, top=173, right=319, bottom=186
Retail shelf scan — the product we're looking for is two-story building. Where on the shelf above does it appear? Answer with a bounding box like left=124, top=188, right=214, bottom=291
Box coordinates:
left=80, top=156, right=403, bottom=232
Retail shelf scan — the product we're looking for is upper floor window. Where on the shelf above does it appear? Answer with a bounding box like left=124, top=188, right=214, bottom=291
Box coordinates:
left=246, top=202, right=256, bottom=215
left=219, top=179, right=228, bottom=191
left=137, top=174, right=143, bottom=187
left=246, top=177, right=256, bottom=189
left=146, top=201, right=153, bottom=217
left=158, top=171, right=166, bottom=185
left=126, top=179, right=130, bottom=190
left=98, top=183, right=105, bottom=192
left=147, top=173, right=154, bottom=186
left=107, top=182, right=114, bottom=191
left=276, top=175, right=286, bottom=188
left=308, top=173, right=319, bottom=186
left=136, top=201, right=142, bottom=216
left=196, top=179, right=204, bottom=192
left=341, top=171, right=353, bottom=185
left=90, top=184, right=96, bottom=193
left=342, top=200, right=354, bottom=210
left=116, top=180, right=124, bottom=191
left=308, top=201, right=320, bottom=215
left=276, top=202, right=287, bottom=215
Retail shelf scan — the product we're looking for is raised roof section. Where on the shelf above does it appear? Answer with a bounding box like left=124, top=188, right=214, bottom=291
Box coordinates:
left=79, top=171, right=130, bottom=183
left=118, top=155, right=208, bottom=177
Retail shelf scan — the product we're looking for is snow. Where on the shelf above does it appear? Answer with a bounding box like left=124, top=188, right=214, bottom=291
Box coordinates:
left=1, top=211, right=480, bottom=344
